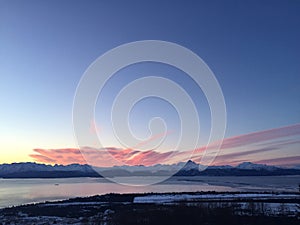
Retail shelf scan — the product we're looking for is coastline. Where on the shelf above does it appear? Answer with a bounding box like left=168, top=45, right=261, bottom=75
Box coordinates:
left=1, top=175, right=299, bottom=209
left=1, top=191, right=299, bottom=225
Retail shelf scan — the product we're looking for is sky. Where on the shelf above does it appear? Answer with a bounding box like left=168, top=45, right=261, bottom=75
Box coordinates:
left=0, top=0, right=299, bottom=166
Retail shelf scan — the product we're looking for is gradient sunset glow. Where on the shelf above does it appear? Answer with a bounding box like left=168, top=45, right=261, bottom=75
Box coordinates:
left=1, top=1, right=299, bottom=167
left=30, top=124, right=300, bottom=167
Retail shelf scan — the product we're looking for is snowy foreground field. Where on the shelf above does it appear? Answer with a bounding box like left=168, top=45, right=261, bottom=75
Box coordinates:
left=0, top=192, right=299, bottom=225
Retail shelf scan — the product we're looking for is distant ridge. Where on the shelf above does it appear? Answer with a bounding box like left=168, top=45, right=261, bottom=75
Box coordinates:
left=174, top=161, right=300, bottom=176
left=0, top=161, right=299, bottom=178
left=0, top=162, right=101, bottom=178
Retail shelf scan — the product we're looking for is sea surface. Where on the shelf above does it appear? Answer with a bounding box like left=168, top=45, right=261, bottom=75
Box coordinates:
left=0, top=175, right=299, bottom=208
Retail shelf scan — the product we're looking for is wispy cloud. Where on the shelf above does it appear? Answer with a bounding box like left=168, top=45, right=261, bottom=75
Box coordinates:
left=211, top=146, right=278, bottom=164
left=255, top=156, right=300, bottom=167
left=30, top=147, right=175, bottom=167
left=219, top=123, right=300, bottom=149
left=30, top=123, right=300, bottom=166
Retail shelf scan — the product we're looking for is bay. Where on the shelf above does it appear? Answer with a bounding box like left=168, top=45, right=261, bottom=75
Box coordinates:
left=0, top=175, right=298, bottom=208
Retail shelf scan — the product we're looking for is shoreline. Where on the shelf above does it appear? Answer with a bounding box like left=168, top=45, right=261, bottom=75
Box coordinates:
left=1, top=191, right=299, bottom=224
left=1, top=175, right=299, bottom=209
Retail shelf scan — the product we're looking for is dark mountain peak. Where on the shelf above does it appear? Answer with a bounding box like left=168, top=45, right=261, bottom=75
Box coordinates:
left=182, top=160, right=199, bottom=171
left=186, top=160, right=197, bottom=164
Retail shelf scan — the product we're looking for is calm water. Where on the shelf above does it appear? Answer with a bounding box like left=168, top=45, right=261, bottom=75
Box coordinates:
left=0, top=176, right=299, bottom=208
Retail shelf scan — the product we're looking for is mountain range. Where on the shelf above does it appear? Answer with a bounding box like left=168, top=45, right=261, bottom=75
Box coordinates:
left=0, top=161, right=299, bottom=178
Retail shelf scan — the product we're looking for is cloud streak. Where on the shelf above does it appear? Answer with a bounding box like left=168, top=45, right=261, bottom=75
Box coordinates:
left=30, top=123, right=300, bottom=167
left=219, top=123, right=300, bottom=149
left=30, top=147, right=175, bottom=167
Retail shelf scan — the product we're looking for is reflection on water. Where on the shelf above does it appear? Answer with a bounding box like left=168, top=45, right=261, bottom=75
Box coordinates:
left=0, top=177, right=233, bottom=208
left=0, top=175, right=298, bottom=208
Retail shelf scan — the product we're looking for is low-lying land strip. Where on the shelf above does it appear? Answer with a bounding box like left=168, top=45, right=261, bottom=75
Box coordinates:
left=1, top=192, right=299, bottom=225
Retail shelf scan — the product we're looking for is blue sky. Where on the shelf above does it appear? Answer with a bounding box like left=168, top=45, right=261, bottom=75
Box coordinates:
left=0, top=0, right=299, bottom=165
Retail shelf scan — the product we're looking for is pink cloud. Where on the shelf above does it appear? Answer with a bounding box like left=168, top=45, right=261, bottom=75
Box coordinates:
left=219, top=123, right=300, bottom=149
left=254, top=156, right=300, bottom=167
left=30, top=148, right=87, bottom=165
left=30, top=123, right=300, bottom=167
left=30, top=147, right=176, bottom=167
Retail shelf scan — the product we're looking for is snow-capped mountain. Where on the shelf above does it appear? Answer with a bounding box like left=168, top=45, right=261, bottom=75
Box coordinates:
left=99, top=161, right=190, bottom=174
left=174, top=161, right=300, bottom=176
left=236, top=162, right=278, bottom=171
left=0, top=162, right=99, bottom=178
left=0, top=161, right=299, bottom=178
left=181, top=160, right=199, bottom=171
left=0, top=162, right=94, bottom=173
